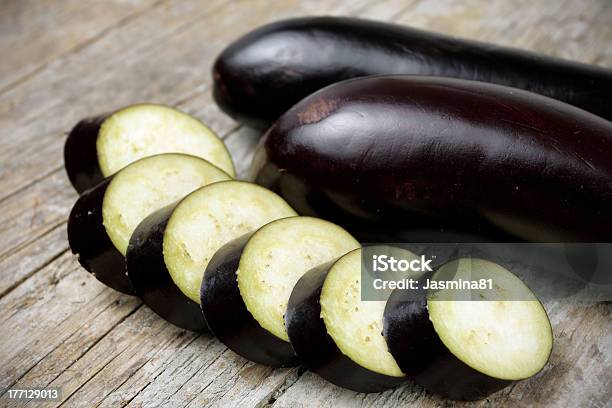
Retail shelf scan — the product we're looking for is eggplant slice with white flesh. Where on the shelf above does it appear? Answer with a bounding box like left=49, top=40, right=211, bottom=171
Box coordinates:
left=64, top=103, right=235, bottom=192
left=68, top=153, right=231, bottom=294
left=384, top=258, right=553, bottom=401
left=286, top=247, right=420, bottom=392
left=126, top=181, right=297, bottom=332
left=201, top=216, right=359, bottom=366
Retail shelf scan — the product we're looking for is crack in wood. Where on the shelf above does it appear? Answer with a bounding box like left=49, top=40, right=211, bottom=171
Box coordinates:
left=54, top=305, right=178, bottom=407
left=174, top=349, right=234, bottom=407
left=114, top=333, right=203, bottom=407
left=260, top=367, right=304, bottom=408
left=0, top=301, right=143, bottom=399
left=181, top=352, right=249, bottom=408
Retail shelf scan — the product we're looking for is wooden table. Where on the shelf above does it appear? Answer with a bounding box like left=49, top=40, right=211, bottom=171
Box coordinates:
left=1, top=1, right=610, bottom=406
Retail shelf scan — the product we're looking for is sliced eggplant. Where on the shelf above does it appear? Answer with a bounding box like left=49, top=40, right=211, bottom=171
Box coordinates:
left=68, top=153, right=231, bottom=294
left=383, top=258, right=553, bottom=400
left=199, top=232, right=294, bottom=362
left=64, top=103, right=235, bottom=192
left=286, top=247, right=418, bottom=392
left=126, top=181, right=296, bottom=331
left=201, top=216, right=359, bottom=366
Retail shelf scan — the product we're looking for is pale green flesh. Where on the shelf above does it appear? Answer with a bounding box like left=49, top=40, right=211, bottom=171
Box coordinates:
left=102, top=153, right=231, bottom=256
left=320, top=247, right=418, bottom=377
left=428, top=258, right=553, bottom=380
left=97, top=103, right=235, bottom=177
left=238, top=217, right=359, bottom=342
left=163, top=181, right=297, bottom=304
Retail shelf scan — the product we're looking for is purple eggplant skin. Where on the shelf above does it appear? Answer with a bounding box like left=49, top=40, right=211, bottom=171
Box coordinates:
left=285, top=262, right=406, bottom=393
left=383, top=283, right=512, bottom=401
left=64, top=115, right=108, bottom=193
left=200, top=234, right=300, bottom=368
left=251, top=75, right=612, bottom=243
left=126, top=204, right=207, bottom=332
left=212, top=17, right=612, bottom=129
left=67, top=178, right=134, bottom=295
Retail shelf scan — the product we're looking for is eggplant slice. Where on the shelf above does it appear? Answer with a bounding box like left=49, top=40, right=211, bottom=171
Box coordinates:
left=384, top=258, right=553, bottom=400
left=127, top=181, right=296, bottom=331
left=68, top=153, right=231, bottom=294
left=64, top=103, right=235, bottom=192
left=201, top=216, right=359, bottom=366
left=286, top=247, right=418, bottom=392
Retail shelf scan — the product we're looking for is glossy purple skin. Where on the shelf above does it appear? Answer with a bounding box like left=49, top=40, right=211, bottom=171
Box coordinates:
left=67, top=178, right=135, bottom=294
left=213, top=17, right=612, bottom=129
left=64, top=115, right=108, bottom=193
left=125, top=204, right=207, bottom=332
left=383, top=282, right=513, bottom=401
left=251, top=76, right=612, bottom=243
left=200, top=234, right=300, bottom=367
left=286, top=262, right=406, bottom=393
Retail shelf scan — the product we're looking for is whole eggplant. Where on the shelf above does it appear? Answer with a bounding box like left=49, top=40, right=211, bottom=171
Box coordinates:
left=250, top=76, right=612, bottom=243
left=213, top=17, right=612, bottom=129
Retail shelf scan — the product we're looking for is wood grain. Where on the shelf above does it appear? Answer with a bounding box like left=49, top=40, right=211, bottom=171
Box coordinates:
left=0, top=0, right=610, bottom=407
left=0, top=0, right=160, bottom=93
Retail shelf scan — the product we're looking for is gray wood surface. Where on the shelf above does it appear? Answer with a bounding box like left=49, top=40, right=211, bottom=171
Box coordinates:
left=0, top=0, right=610, bottom=406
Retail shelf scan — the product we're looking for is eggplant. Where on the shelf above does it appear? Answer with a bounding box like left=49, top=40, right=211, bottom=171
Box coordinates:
left=126, top=181, right=296, bottom=331
left=383, top=258, right=553, bottom=400
left=286, top=247, right=418, bottom=392
left=213, top=16, right=612, bottom=129
left=64, top=103, right=235, bottom=193
left=251, top=75, right=612, bottom=243
left=68, top=153, right=231, bottom=294
left=199, top=233, right=298, bottom=364
left=201, top=216, right=359, bottom=366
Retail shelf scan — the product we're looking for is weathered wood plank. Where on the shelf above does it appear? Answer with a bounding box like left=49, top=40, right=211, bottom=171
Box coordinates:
left=0, top=1, right=391, bottom=406
left=3, top=300, right=141, bottom=408
left=0, top=129, right=268, bottom=404
left=0, top=80, right=241, bottom=257
left=13, top=126, right=269, bottom=408
left=0, top=253, right=138, bottom=392
left=392, top=0, right=612, bottom=65
left=55, top=309, right=296, bottom=408
left=0, top=1, right=610, bottom=408
left=0, top=0, right=160, bottom=93
left=1, top=0, right=610, bottom=206
left=0, top=96, right=245, bottom=297
left=96, top=332, right=222, bottom=407
left=0, top=106, right=244, bottom=318
left=50, top=307, right=187, bottom=407
left=187, top=367, right=300, bottom=408
left=0, top=170, right=74, bottom=260
left=0, top=79, right=270, bottom=408
left=0, top=0, right=231, bottom=199
left=269, top=301, right=610, bottom=408
left=0, top=0, right=371, bottom=278
left=270, top=371, right=423, bottom=408
left=507, top=302, right=610, bottom=408
left=0, top=222, right=68, bottom=297
left=0, top=0, right=320, bottom=202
